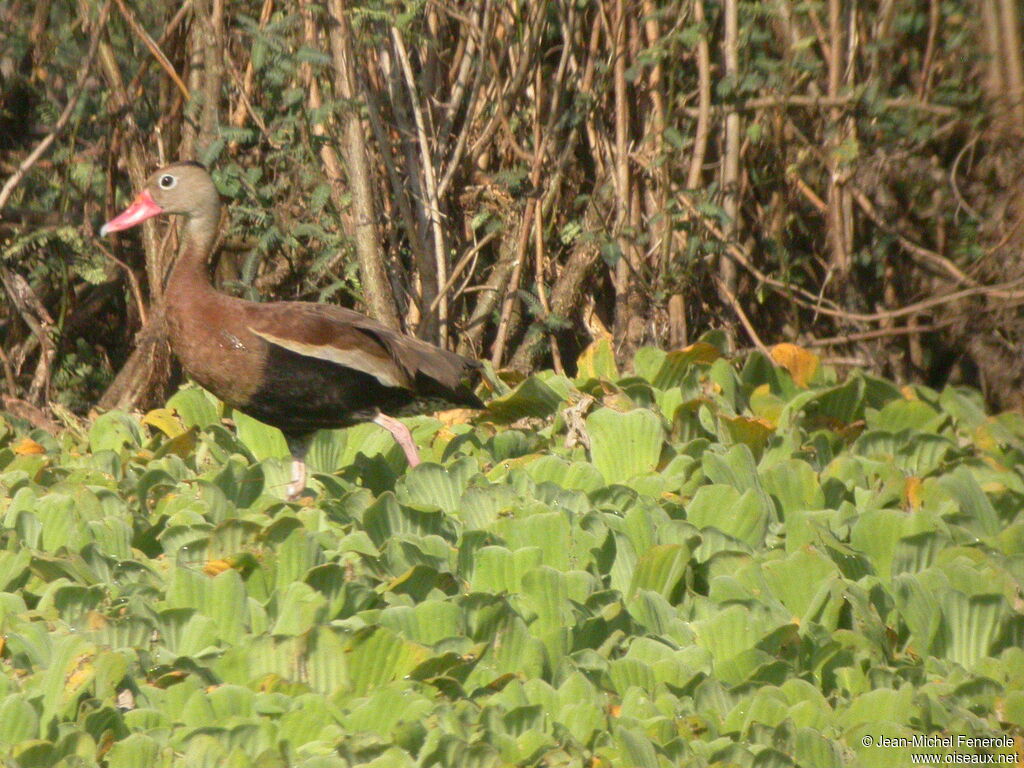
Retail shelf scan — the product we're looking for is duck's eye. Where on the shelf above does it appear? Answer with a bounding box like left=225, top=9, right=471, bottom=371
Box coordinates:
left=159, top=174, right=177, bottom=189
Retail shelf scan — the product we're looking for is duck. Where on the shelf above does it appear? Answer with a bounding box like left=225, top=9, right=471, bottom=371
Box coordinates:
left=101, top=161, right=483, bottom=497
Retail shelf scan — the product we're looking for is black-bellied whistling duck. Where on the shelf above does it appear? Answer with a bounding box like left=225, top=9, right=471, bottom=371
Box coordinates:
left=101, top=162, right=483, bottom=497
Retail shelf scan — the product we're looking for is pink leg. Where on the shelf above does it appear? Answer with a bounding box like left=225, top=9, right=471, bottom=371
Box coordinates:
left=287, top=457, right=307, bottom=500
left=373, top=413, right=421, bottom=467
left=285, top=434, right=311, bottom=500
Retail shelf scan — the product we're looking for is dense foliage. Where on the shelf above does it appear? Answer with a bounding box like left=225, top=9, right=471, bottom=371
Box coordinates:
left=0, top=341, right=1022, bottom=766
left=3, top=0, right=1024, bottom=413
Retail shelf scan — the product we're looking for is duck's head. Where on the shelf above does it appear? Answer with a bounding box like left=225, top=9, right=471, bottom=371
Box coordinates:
left=100, top=161, right=219, bottom=235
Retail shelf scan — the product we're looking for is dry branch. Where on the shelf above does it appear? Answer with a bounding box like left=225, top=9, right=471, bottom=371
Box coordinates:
left=327, top=0, right=400, bottom=330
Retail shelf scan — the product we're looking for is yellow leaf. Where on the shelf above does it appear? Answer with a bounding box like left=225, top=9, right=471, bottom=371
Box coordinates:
left=436, top=408, right=476, bottom=426
left=64, top=652, right=95, bottom=696
left=154, top=670, right=188, bottom=688
left=12, top=437, right=45, bottom=455
left=156, top=428, right=197, bottom=460
left=576, top=337, right=619, bottom=381
left=600, top=390, right=635, bottom=413
left=96, top=727, right=118, bottom=758
left=678, top=341, right=721, bottom=363
left=904, top=476, right=923, bottom=511
left=720, top=414, right=774, bottom=455
left=770, top=343, right=820, bottom=387
left=204, top=559, right=232, bottom=577
left=143, top=408, right=185, bottom=438
left=973, top=423, right=999, bottom=455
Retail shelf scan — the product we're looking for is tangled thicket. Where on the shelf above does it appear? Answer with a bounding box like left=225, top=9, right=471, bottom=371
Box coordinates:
left=2, top=0, right=1024, bottom=414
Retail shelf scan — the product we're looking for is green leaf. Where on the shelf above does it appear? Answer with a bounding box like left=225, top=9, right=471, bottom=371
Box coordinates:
left=651, top=343, right=721, bottom=389
left=866, top=399, right=944, bottom=432
left=469, top=546, right=543, bottom=593
left=398, top=458, right=476, bottom=514
left=692, top=604, right=771, bottom=679
left=761, top=548, right=840, bottom=620
left=686, top=485, right=770, bottom=548
left=937, top=467, right=1001, bottom=537
left=346, top=627, right=429, bottom=696
left=524, top=455, right=605, bottom=492
left=938, top=591, right=1005, bottom=669
left=587, top=408, right=665, bottom=484
left=629, top=544, right=690, bottom=599
left=233, top=410, right=288, bottom=461
left=486, top=375, right=572, bottom=421
left=88, top=411, right=143, bottom=453
left=0, top=695, right=39, bottom=745
left=168, top=386, right=223, bottom=429
left=613, top=726, right=660, bottom=768
left=105, top=734, right=167, bottom=768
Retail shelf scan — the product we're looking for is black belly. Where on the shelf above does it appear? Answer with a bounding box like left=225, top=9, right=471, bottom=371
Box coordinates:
left=240, top=343, right=415, bottom=436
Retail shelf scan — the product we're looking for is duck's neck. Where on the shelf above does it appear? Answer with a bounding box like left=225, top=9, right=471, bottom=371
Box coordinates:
left=167, top=213, right=219, bottom=300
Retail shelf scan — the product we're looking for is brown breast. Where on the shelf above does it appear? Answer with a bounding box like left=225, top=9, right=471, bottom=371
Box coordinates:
left=166, top=293, right=265, bottom=409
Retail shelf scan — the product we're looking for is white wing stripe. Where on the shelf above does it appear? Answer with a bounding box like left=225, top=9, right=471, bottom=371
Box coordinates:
left=249, top=328, right=403, bottom=388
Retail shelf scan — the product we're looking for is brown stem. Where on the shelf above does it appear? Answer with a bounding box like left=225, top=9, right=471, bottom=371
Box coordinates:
left=490, top=201, right=535, bottom=366
left=196, top=0, right=224, bottom=157
left=95, top=241, right=148, bottom=325
left=113, top=0, right=190, bottom=101
left=825, top=0, right=852, bottom=279
left=720, top=0, right=740, bottom=295
left=716, top=277, right=768, bottom=355
left=228, top=0, right=273, bottom=144
left=0, top=267, right=55, bottom=405
left=123, top=0, right=194, bottom=104
left=997, top=0, right=1024, bottom=127
left=97, top=308, right=174, bottom=411
left=391, top=25, right=449, bottom=342
left=916, top=0, right=940, bottom=100
left=326, top=0, right=400, bottom=330
left=508, top=198, right=602, bottom=372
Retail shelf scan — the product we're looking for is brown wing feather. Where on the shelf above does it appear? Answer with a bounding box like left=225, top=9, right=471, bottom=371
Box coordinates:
left=244, top=301, right=481, bottom=405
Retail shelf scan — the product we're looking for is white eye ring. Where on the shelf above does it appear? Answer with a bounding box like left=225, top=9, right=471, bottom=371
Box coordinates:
left=159, top=174, right=177, bottom=189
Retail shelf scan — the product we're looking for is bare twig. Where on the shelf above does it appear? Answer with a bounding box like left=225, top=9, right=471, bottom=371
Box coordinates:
left=95, top=241, right=149, bottom=325
left=687, top=0, right=712, bottom=190
left=113, top=0, right=190, bottom=101
left=430, top=230, right=497, bottom=314
left=802, top=320, right=950, bottom=347
left=123, top=0, right=194, bottom=103
left=949, top=135, right=981, bottom=220
left=721, top=0, right=740, bottom=295
left=0, top=345, right=18, bottom=396
left=716, top=277, right=769, bottom=355
left=0, top=267, right=55, bottom=404
left=391, top=25, right=450, bottom=343
left=490, top=202, right=535, bottom=366
left=326, top=0, right=400, bottom=329
left=849, top=186, right=976, bottom=286
left=679, top=192, right=1024, bottom=323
